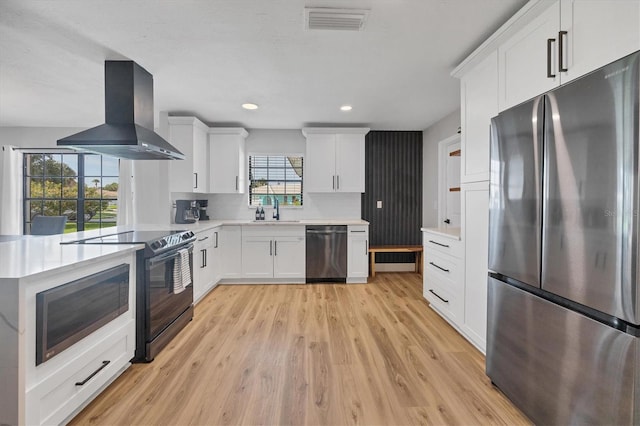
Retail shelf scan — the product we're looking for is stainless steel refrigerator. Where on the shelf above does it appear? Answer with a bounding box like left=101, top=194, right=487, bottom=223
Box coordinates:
left=487, top=51, right=640, bottom=425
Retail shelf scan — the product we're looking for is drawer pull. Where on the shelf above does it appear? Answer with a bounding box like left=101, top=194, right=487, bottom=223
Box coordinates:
left=429, top=289, right=449, bottom=303
left=429, top=262, right=450, bottom=273
left=428, top=240, right=449, bottom=248
left=75, top=360, right=110, bottom=386
left=198, top=236, right=209, bottom=242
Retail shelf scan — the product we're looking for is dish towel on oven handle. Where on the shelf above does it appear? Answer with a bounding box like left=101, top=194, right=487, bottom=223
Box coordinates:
left=173, top=248, right=191, bottom=294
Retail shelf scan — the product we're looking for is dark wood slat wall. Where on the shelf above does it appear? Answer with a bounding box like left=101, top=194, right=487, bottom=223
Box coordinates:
left=362, top=131, right=423, bottom=263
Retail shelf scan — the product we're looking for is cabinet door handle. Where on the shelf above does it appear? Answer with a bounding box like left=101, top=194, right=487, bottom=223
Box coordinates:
left=194, top=172, right=198, bottom=189
left=365, top=239, right=368, bottom=255
left=558, top=30, right=568, bottom=72
left=429, top=289, right=449, bottom=304
left=333, top=175, right=336, bottom=190
left=274, top=240, right=277, bottom=256
left=428, top=240, right=449, bottom=248
left=270, top=240, right=273, bottom=256
left=75, top=360, right=110, bottom=386
left=204, top=249, right=207, bottom=267
left=351, top=230, right=366, bottom=233
left=214, top=231, right=218, bottom=248
left=235, top=175, right=239, bottom=191
left=429, top=261, right=449, bottom=273
left=336, top=175, right=340, bottom=190
left=201, top=249, right=206, bottom=268
left=443, top=219, right=451, bottom=225
left=547, top=38, right=556, bottom=78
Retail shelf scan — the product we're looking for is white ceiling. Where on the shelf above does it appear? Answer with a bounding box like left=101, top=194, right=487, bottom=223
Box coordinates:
left=0, top=0, right=527, bottom=130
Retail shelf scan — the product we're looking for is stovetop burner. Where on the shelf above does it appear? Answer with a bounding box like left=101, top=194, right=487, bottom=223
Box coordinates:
left=62, top=229, right=196, bottom=256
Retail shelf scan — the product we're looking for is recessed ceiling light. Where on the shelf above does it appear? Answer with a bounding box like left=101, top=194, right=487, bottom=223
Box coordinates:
left=340, top=105, right=352, bottom=111
left=242, top=103, right=259, bottom=110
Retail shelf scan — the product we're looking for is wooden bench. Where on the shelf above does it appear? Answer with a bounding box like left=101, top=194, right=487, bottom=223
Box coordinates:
left=368, top=245, right=423, bottom=277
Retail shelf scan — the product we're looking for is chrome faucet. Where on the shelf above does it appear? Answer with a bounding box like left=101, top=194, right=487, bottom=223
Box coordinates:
left=273, top=197, right=280, bottom=221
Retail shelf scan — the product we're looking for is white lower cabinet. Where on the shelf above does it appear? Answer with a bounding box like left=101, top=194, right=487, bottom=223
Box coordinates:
left=347, top=225, right=369, bottom=283
left=461, top=181, right=489, bottom=353
left=241, top=225, right=305, bottom=281
left=422, top=231, right=464, bottom=325
left=193, top=227, right=220, bottom=303
left=220, top=225, right=242, bottom=279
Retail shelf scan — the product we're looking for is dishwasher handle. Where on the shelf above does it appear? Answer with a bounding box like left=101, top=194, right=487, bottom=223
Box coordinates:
left=306, top=230, right=348, bottom=235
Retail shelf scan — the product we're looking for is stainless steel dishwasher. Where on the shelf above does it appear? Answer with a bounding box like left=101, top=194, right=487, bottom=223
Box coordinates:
left=306, top=225, right=348, bottom=282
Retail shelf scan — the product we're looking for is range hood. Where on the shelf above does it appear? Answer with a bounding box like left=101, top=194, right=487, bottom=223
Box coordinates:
left=57, top=61, right=184, bottom=160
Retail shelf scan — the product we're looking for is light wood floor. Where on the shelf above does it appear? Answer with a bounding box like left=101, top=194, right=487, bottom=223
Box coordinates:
left=71, top=273, right=530, bottom=425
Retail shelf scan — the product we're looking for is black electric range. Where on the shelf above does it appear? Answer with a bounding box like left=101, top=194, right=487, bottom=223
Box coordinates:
left=63, top=229, right=196, bottom=361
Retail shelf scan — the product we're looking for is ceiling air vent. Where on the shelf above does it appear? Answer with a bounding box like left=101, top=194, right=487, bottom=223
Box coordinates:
left=304, top=7, right=369, bottom=31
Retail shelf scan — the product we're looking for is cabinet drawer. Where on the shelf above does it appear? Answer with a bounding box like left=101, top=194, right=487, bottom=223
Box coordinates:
left=195, top=228, right=216, bottom=244
left=423, top=232, right=462, bottom=258
left=424, top=250, right=461, bottom=286
left=242, top=225, right=305, bottom=237
left=26, top=321, right=134, bottom=426
left=423, top=280, right=463, bottom=325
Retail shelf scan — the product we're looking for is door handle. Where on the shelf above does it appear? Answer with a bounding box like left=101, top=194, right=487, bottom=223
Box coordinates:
left=214, top=231, right=218, bottom=248
left=194, top=172, right=198, bottom=189
left=429, top=289, right=449, bottom=303
left=429, top=261, right=449, bottom=273
left=558, top=30, right=568, bottom=72
left=336, top=175, right=340, bottom=190
left=333, top=175, right=336, bottom=190
left=428, top=240, right=449, bottom=248
left=547, top=38, right=556, bottom=78
left=75, top=360, right=110, bottom=386
left=235, top=175, right=239, bottom=191
left=274, top=240, right=277, bottom=256
left=270, top=240, right=273, bottom=256
left=365, top=239, right=368, bottom=255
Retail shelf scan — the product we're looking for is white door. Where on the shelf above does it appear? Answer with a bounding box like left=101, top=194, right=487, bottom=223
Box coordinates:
left=305, top=134, right=336, bottom=192
left=439, top=137, right=461, bottom=228
left=498, top=1, right=560, bottom=111
left=335, top=133, right=365, bottom=193
left=192, top=126, right=208, bottom=193
left=209, top=135, right=240, bottom=193
left=241, top=236, right=274, bottom=279
left=462, top=181, right=489, bottom=353
left=211, top=228, right=222, bottom=284
left=273, top=236, right=305, bottom=279
left=220, top=226, right=242, bottom=279
left=560, top=0, right=640, bottom=83
left=347, top=230, right=369, bottom=279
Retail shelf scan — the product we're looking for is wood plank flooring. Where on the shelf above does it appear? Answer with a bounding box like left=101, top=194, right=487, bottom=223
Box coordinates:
left=71, top=273, right=530, bottom=425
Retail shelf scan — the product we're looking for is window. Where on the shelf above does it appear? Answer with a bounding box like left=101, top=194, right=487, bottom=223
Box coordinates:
left=249, top=155, right=303, bottom=207
left=23, top=153, right=119, bottom=234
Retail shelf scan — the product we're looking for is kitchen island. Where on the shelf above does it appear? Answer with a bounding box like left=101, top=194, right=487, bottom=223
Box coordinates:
left=0, top=232, right=141, bottom=426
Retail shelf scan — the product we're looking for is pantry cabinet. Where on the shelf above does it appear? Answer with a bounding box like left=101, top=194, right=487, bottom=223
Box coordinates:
left=498, top=0, right=640, bottom=111
left=460, top=50, right=498, bottom=183
left=208, top=128, right=248, bottom=194
left=302, top=128, right=370, bottom=193
left=168, top=117, right=209, bottom=193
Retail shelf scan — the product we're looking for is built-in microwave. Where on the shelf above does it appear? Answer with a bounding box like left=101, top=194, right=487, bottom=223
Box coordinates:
left=35, top=264, right=130, bottom=365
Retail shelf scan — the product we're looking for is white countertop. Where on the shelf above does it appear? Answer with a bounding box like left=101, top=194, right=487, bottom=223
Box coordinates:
left=421, top=226, right=461, bottom=240
left=0, top=233, right=142, bottom=279
left=0, top=219, right=368, bottom=279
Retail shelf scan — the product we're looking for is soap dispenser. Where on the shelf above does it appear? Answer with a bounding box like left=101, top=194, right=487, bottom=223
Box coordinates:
left=260, top=207, right=265, bottom=220
left=255, top=207, right=260, bottom=221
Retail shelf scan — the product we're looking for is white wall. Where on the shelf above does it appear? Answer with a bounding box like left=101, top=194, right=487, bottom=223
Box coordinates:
left=422, top=109, right=460, bottom=227
left=197, top=129, right=362, bottom=221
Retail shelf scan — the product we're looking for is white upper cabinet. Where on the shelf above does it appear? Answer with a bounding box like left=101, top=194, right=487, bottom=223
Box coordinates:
left=302, top=128, right=370, bottom=193
left=560, top=0, right=640, bottom=82
left=168, top=117, right=209, bottom=193
left=208, top=128, right=248, bottom=194
left=461, top=50, right=498, bottom=183
left=499, top=0, right=640, bottom=111
left=498, top=2, right=560, bottom=111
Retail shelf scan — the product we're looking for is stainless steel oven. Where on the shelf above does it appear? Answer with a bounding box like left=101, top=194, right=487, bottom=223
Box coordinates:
left=35, top=264, right=130, bottom=365
left=142, top=244, right=194, bottom=361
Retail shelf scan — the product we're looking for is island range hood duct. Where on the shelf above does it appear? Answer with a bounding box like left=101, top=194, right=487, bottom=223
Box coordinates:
left=57, top=60, right=184, bottom=160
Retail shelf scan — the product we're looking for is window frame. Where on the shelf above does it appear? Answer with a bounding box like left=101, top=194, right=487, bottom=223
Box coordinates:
left=248, top=153, right=304, bottom=208
left=23, top=152, right=119, bottom=234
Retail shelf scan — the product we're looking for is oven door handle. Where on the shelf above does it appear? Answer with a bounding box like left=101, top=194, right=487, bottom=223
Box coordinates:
left=147, top=244, right=193, bottom=266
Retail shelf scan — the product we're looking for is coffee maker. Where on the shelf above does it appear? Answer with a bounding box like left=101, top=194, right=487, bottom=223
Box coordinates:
left=175, top=200, right=199, bottom=224
left=196, top=199, right=209, bottom=221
